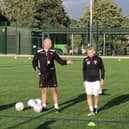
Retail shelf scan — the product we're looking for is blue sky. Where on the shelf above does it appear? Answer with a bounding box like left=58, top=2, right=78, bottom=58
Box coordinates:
left=62, top=0, right=129, bottom=20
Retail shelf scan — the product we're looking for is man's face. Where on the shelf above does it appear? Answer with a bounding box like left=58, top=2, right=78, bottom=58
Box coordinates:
left=43, top=39, right=52, bottom=49
left=87, top=49, right=95, bottom=57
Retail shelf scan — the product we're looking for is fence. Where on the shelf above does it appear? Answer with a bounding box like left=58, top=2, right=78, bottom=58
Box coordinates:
left=0, top=22, right=32, bottom=55
left=1, top=21, right=129, bottom=55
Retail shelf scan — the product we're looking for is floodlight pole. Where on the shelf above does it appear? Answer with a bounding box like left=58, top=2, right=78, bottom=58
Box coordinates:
left=4, top=22, right=7, bottom=54
left=90, top=0, right=93, bottom=45
left=71, top=33, right=74, bottom=56
left=42, top=32, right=44, bottom=40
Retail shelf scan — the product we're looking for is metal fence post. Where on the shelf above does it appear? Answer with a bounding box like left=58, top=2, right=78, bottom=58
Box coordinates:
left=4, top=22, right=7, bottom=54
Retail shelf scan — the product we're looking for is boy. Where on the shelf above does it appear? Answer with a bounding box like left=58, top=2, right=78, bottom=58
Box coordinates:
left=83, top=46, right=105, bottom=116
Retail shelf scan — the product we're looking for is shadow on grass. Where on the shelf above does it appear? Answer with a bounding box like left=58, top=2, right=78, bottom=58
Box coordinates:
left=100, top=89, right=111, bottom=96
left=0, top=102, right=16, bottom=111
left=24, top=107, right=31, bottom=111
left=59, top=89, right=110, bottom=112
left=99, top=94, right=129, bottom=112
left=5, top=93, right=86, bottom=129
left=60, top=93, right=86, bottom=111
left=36, top=120, right=56, bottom=129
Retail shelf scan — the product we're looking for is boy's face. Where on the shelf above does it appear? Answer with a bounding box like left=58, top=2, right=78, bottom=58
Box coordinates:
left=87, top=49, right=95, bottom=57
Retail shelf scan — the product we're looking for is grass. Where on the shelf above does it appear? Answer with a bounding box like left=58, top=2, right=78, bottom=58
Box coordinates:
left=0, top=56, right=129, bottom=129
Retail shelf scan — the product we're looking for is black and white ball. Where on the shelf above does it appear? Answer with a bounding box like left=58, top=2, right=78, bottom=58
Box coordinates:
left=15, top=102, right=24, bottom=111
left=33, top=104, right=42, bottom=113
left=27, top=99, right=36, bottom=107
left=34, top=98, right=42, bottom=105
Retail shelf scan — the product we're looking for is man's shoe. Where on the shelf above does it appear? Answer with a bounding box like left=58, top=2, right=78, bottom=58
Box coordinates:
left=42, top=106, right=47, bottom=112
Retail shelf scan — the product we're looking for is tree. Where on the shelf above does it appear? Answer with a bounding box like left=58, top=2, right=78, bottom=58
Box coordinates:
left=3, top=0, right=37, bottom=27
left=69, top=19, right=79, bottom=28
left=3, top=0, right=70, bottom=28
left=0, top=5, right=9, bottom=25
left=80, top=0, right=129, bottom=55
left=80, top=0, right=129, bottom=28
left=0, top=12, right=9, bottom=24
left=34, top=0, right=70, bottom=28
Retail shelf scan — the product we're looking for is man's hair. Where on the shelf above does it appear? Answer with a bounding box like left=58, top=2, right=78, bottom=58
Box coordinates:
left=43, top=38, right=51, bottom=43
left=42, top=38, right=52, bottom=47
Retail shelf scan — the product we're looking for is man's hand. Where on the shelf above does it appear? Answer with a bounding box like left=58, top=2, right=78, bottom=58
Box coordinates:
left=66, top=60, right=73, bottom=65
left=36, top=67, right=41, bottom=75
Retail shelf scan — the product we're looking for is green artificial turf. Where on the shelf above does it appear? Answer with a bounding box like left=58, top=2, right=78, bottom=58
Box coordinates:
left=0, top=56, right=129, bottom=129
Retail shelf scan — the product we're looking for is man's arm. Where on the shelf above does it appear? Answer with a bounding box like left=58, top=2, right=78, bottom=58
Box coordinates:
left=54, top=51, right=72, bottom=65
left=32, top=52, right=39, bottom=72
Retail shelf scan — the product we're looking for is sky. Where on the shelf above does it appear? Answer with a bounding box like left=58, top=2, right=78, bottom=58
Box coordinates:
left=62, top=0, right=129, bottom=20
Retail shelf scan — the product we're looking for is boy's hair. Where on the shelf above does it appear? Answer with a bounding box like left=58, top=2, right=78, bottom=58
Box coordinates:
left=86, top=46, right=95, bottom=52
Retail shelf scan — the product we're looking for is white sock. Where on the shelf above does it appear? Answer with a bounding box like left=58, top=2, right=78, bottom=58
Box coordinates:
left=89, top=106, right=93, bottom=112
left=94, top=105, right=98, bottom=109
left=54, top=103, right=59, bottom=109
left=42, top=103, right=47, bottom=108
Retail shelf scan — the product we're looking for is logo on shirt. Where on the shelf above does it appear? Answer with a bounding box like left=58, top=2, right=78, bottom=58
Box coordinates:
left=87, top=61, right=90, bottom=65
left=94, top=60, right=97, bottom=65
left=47, top=60, right=51, bottom=64
left=50, top=52, right=53, bottom=55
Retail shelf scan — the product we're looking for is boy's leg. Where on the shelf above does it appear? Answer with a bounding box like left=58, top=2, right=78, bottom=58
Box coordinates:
left=94, top=95, right=99, bottom=114
left=93, top=81, right=101, bottom=114
left=84, top=81, right=95, bottom=116
left=87, top=94, right=94, bottom=112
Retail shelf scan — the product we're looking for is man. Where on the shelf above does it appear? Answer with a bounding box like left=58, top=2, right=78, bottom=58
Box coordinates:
left=83, top=46, right=105, bottom=116
left=32, top=38, right=72, bottom=112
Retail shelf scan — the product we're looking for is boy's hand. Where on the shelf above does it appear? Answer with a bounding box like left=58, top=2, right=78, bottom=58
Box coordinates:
left=100, top=79, right=104, bottom=86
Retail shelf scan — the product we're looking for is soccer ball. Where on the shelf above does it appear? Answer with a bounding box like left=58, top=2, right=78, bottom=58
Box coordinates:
left=33, top=104, right=42, bottom=113
left=34, top=98, right=41, bottom=105
left=27, top=99, right=36, bottom=107
left=15, top=102, right=24, bottom=111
